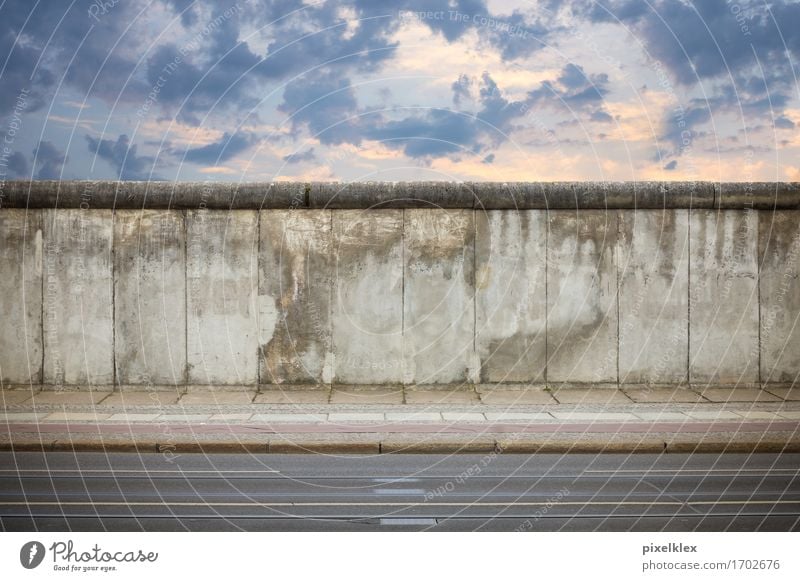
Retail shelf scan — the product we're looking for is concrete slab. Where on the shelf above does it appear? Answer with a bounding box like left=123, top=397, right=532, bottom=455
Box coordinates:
left=623, top=387, right=703, bottom=403
left=330, top=388, right=404, bottom=404
left=209, top=414, right=253, bottom=421
left=99, top=392, right=182, bottom=406
left=403, top=210, right=475, bottom=383
left=329, top=413, right=385, bottom=422
left=404, top=390, right=480, bottom=405
left=475, top=211, right=546, bottom=382
left=259, top=210, right=332, bottom=385
left=759, top=211, right=800, bottom=383
left=156, top=414, right=211, bottom=422
left=690, top=210, right=759, bottom=383
left=187, top=211, right=259, bottom=385
left=551, top=412, right=638, bottom=421
left=253, top=390, right=330, bottom=404
left=0, top=413, right=48, bottom=422
left=552, top=389, right=632, bottom=405
left=484, top=412, right=552, bottom=421
left=618, top=210, right=689, bottom=383
left=695, top=388, right=781, bottom=403
left=0, top=210, right=43, bottom=384
left=441, top=412, right=486, bottom=421
left=43, top=209, right=114, bottom=385
left=385, top=412, right=442, bottom=421
left=634, top=412, right=690, bottom=421
left=0, top=391, right=37, bottom=404
left=733, top=411, right=781, bottom=420
left=765, top=387, right=800, bottom=401
left=114, top=210, right=186, bottom=385
left=43, top=412, right=112, bottom=421
left=30, top=392, right=110, bottom=405
left=547, top=211, right=618, bottom=382
left=251, top=413, right=327, bottom=423
left=479, top=389, right=557, bottom=405
left=179, top=392, right=255, bottom=405
left=332, top=211, right=404, bottom=383
left=106, top=413, right=161, bottom=421
left=684, top=411, right=743, bottom=420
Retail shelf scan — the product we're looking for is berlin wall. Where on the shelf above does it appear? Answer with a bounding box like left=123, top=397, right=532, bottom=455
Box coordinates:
left=1, top=181, right=798, bottom=390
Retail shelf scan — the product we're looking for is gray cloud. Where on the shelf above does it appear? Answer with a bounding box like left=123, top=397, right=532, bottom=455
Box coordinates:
left=33, top=141, right=67, bottom=179
left=183, top=131, right=257, bottom=164
left=86, top=134, right=161, bottom=180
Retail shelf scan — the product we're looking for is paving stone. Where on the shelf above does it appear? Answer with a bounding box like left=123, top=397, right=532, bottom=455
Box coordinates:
left=385, top=412, right=442, bottom=421
left=764, top=387, right=800, bottom=401
left=441, top=412, right=486, bottom=421
left=106, top=413, right=162, bottom=422
left=330, top=388, right=404, bottom=405
left=551, top=412, right=638, bottom=421
left=484, top=412, right=552, bottom=421
left=156, top=414, right=211, bottom=422
left=30, top=392, right=111, bottom=405
left=43, top=412, right=112, bottom=421
left=634, top=412, right=690, bottom=421
left=180, top=392, right=255, bottom=405
left=254, top=391, right=330, bottom=404
left=695, top=388, right=781, bottom=403
left=552, top=389, right=632, bottom=405
left=684, top=411, right=743, bottom=420
left=1, top=413, right=48, bottom=422
left=733, top=411, right=781, bottom=420
left=776, top=411, right=800, bottom=420
left=329, top=413, right=385, bottom=422
left=404, top=390, right=479, bottom=405
left=479, top=389, right=556, bottom=405
left=100, top=392, right=182, bottom=406
left=623, top=388, right=702, bottom=404
left=0, top=391, right=36, bottom=404
left=209, top=414, right=253, bottom=421
left=251, top=413, right=327, bottom=423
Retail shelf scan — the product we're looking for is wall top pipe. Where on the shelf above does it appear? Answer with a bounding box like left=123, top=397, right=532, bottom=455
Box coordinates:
left=1, top=180, right=798, bottom=210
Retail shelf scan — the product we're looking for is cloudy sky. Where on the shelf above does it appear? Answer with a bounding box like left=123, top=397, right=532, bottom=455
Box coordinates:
left=0, top=0, right=798, bottom=183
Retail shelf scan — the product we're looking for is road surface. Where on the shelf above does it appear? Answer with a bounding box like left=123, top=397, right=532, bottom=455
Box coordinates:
left=1, top=452, right=798, bottom=531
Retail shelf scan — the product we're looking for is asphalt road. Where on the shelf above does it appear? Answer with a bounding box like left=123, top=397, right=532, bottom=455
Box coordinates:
left=1, top=452, right=799, bottom=531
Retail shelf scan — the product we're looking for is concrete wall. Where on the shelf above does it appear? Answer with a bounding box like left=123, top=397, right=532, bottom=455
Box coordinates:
left=1, top=195, right=799, bottom=389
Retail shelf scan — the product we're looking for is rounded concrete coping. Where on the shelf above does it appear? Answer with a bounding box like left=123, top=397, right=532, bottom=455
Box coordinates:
left=1, top=180, right=798, bottom=209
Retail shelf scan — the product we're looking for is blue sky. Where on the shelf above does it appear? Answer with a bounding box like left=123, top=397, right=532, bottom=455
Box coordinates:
left=0, top=0, right=798, bottom=182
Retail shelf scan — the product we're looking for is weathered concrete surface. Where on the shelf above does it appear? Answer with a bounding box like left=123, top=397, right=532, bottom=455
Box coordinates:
left=0, top=210, right=43, bottom=384
left=332, top=210, right=404, bottom=384
left=475, top=211, right=546, bottom=382
left=690, top=210, right=759, bottom=384
left=114, top=211, right=186, bottom=385
left=2, top=181, right=304, bottom=209
left=43, top=209, right=114, bottom=385
left=403, top=210, right=476, bottom=384
left=618, top=210, right=689, bottom=384
left=717, top=182, right=800, bottom=209
left=8, top=180, right=794, bottom=209
left=547, top=210, right=618, bottom=383
left=187, top=210, right=258, bottom=385
left=472, top=182, right=715, bottom=209
left=309, top=182, right=474, bottom=208
left=759, top=211, right=800, bottom=384
left=259, top=210, right=332, bottom=384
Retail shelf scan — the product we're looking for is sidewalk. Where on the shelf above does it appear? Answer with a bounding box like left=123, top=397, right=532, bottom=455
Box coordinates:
left=2, top=386, right=799, bottom=454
